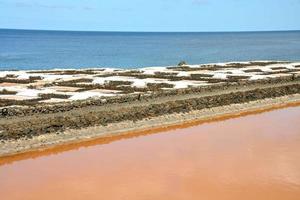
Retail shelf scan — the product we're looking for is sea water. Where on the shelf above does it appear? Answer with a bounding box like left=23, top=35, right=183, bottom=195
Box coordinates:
left=0, top=29, right=300, bottom=70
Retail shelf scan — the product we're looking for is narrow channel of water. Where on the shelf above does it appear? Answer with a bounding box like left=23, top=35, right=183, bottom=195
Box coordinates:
left=1, top=106, right=300, bottom=200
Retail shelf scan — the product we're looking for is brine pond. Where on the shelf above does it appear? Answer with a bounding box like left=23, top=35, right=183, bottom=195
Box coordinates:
left=1, top=106, right=300, bottom=200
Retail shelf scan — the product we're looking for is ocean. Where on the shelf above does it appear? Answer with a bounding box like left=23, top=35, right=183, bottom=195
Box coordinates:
left=0, top=29, right=300, bottom=70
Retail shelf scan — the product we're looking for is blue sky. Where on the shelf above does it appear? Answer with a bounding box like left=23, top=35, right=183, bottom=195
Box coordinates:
left=0, top=0, right=299, bottom=32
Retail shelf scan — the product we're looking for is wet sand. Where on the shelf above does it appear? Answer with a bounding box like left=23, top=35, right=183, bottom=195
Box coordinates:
left=1, top=106, right=300, bottom=200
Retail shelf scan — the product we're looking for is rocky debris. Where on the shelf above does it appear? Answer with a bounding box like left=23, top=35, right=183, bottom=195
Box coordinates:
left=178, top=61, right=188, bottom=66
left=0, top=89, right=17, bottom=95
left=0, top=61, right=298, bottom=108
left=0, top=77, right=33, bottom=84
left=0, top=75, right=298, bottom=118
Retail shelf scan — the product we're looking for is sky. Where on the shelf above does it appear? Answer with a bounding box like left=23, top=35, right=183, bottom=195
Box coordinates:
left=0, top=0, right=299, bottom=32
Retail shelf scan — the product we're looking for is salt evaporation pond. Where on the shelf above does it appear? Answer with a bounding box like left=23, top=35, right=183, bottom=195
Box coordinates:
left=1, top=106, right=300, bottom=200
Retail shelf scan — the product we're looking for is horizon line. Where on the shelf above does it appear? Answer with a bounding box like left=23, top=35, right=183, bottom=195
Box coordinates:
left=1, top=27, right=300, bottom=33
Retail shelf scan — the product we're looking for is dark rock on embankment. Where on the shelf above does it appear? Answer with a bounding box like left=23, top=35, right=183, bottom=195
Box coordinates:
left=0, top=75, right=299, bottom=118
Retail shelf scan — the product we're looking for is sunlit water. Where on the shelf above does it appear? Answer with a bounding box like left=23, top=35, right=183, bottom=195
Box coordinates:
left=1, top=106, right=300, bottom=200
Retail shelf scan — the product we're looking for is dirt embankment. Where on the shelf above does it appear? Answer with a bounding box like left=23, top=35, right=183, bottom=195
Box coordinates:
left=0, top=75, right=299, bottom=118
left=0, top=76, right=300, bottom=141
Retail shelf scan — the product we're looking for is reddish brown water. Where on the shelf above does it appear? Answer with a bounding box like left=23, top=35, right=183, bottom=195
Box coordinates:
left=1, top=106, right=300, bottom=200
